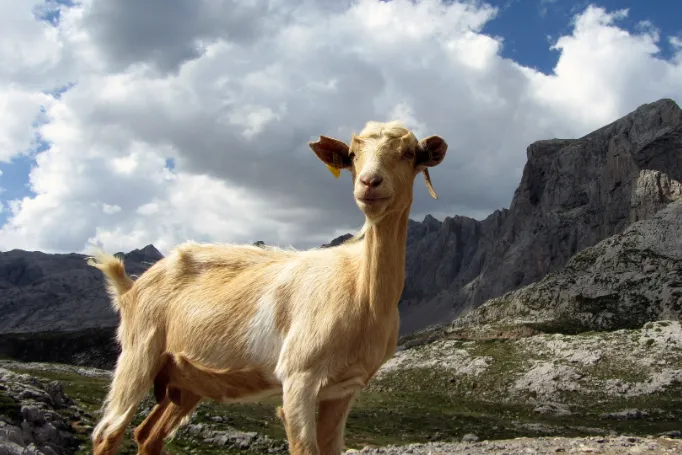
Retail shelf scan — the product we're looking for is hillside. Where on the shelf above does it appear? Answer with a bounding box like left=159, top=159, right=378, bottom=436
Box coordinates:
left=0, top=245, right=162, bottom=334
left=2, top=320, right=681, bottom=454
left=451, top=195, right=682, bottom=335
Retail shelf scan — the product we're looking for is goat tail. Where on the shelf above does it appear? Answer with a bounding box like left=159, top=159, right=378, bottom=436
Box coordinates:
left=86, top=248, right=135, bottom=311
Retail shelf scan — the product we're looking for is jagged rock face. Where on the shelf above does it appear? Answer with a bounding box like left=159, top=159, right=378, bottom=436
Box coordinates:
left=398, top=211, right=509, bottom=334
left=479, top=99, right=682, bottom=302
left=0, top=245, right=163, bottom=334
left=453, top=199, right=682, bottom=333
left=399, top=98, right=682, bottom=334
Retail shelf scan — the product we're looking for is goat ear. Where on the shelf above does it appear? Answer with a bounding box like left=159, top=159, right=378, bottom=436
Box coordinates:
left=309, top=136, right=352, bottom=178
left=416, top=135, right=447, bottom=167
left=415, top=135, right=447, bottom=200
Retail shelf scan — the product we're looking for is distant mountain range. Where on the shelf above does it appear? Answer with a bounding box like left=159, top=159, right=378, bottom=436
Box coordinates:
left=1, top=98, right=680, bottom=343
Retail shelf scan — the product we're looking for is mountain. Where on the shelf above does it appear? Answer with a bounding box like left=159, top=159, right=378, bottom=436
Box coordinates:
left=0, top=245, right=163, bottom=334
left=451, top=195, right=682, bottom=335
left=394, top=98, right=682, bottom=334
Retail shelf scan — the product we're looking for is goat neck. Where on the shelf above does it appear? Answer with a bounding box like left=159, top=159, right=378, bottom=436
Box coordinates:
left=358, top=205, right=411, bottom=314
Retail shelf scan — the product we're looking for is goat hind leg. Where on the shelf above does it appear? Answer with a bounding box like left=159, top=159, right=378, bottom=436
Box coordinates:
left=133, top=397, right=171, bottom=455
left=134, top=390, right=201, bottom=455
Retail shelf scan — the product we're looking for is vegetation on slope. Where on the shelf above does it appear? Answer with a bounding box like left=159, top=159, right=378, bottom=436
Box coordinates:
left=2, top=321, right=680, bottom=453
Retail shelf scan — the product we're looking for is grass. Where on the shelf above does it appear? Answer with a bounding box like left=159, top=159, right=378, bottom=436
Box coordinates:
left=3, top=327, right=682, bottom=455
left=0, top=389, right=22, bottom=423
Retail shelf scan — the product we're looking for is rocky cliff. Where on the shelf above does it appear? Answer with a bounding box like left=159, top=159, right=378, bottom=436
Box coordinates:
left=396, top=98, right=682, bottom=334
left=0, top=245, right=163, bottom=334
left=451, top=195, right=682, bottom=334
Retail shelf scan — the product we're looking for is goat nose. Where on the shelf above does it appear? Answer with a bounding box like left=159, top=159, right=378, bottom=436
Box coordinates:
left=360, top=174, right=383, bottom=188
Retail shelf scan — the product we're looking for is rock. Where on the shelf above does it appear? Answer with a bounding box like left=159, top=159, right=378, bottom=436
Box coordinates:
left=32, top=422, right=60, bottom=447
left=0, top=439, right=38, bottom=455
left=513, top=362, right=582, bottom=399
left=44, top=382, right=70, bottom=408
left=0, top=422, right=24, bottom=446
left=185, top=423, right=207, bottom=436
left=183, top=422, right=285, bottom=453
left=661, top=430, right=682, bottom=439
left=461, top=433, right=479, bottom=443
left=0, top=368, right=82, bottom=455
left=601, top=409, right=648, bottom=420
left=534, top=403, right=572, bottom=417
left=21, top=406, right=45, bottom=425
left=321, top=233, right=354, bottom=248
left=341, top=435, right=682, bottom=454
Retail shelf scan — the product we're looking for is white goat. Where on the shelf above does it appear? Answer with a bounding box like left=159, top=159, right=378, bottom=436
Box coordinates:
left=87, top=120, right=448, bottom=455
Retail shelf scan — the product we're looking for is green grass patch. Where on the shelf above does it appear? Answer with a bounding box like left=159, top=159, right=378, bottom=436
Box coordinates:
left=0, top=389, right=22, bottom=423
left=5, top=348, right=682, bottom=454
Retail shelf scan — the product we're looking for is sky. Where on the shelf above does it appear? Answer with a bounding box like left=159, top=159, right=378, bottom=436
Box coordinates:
left=0, top=0, right=681, bottom=255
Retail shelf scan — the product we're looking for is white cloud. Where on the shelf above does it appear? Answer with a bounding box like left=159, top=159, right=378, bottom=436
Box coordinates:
left=102, top=203, right=121, bottom=214
left=0, top=1, right=681, bottom=255
left=0, top=88, right=53, bottom=162
left=524, top=5, right=682, bottom=132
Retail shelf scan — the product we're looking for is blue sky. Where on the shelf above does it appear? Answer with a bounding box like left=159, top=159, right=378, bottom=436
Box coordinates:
left=1, top=0, right=681, bottom=253
left=481, top=0, right=682, bottom=73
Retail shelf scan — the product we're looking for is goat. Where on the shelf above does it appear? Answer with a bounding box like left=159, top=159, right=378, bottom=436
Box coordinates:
left=87, top=120, right=448, bottom=455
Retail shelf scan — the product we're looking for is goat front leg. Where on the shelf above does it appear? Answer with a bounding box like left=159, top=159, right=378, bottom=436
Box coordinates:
left=281, top=372, right=321, bottom=455
left=317, top=392, right=356, bottom=455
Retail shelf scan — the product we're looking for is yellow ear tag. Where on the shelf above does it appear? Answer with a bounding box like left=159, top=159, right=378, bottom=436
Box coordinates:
left=326, top=164, right=341, bottom=179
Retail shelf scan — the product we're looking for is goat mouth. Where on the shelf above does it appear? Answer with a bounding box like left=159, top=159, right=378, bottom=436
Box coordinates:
left=356, top=196, right=391, bottom=205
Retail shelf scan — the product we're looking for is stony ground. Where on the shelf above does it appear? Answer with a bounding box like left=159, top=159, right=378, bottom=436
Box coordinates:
left=1, top=322, right=681, bottom=454
left=379, top=321, right=682, bottom=401
left=346, top=435, right=682, bottom=454
left=0, top=365, right=89, bottom=455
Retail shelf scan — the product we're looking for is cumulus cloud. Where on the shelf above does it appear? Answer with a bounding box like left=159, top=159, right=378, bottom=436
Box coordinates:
left=0, top=89, right=53, bottom=162
left=0, top=0, right=681, bottom=255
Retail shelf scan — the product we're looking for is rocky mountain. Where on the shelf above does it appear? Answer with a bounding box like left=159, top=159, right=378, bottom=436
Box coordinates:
left=451, top=195, right=682, bottom=334
left=0, top=245, right=163, bottom=334
left=394, top=98, right=682, bottom=334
